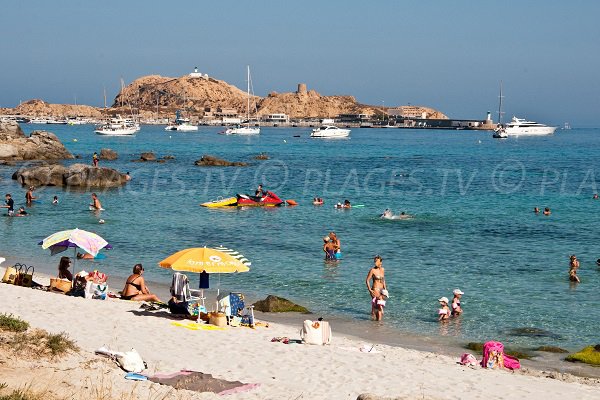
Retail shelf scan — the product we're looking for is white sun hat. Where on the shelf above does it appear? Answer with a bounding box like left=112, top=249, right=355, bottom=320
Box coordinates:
left=438, top=297, right=449, bottom=304
left=453, top=289, right=464, bottom=295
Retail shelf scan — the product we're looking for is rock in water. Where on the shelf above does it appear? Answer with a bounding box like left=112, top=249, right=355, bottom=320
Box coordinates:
left=140, top=152, right=156, bottom=161
left=0, top=121, right=73, bottom=161
left=13, top=163, right=129, bottom=188
left=252, top=295, right=309, bottom=313
left=99, top=148, right=118, bottom=160
left=194, top=155, right=248, bottom=167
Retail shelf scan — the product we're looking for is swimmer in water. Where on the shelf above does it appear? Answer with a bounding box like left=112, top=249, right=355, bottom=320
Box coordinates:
left=543, top=207, right=551, bottom=216
left=534, top=207, right=540, bottom=214
left=52, top=196, right=59, bottom=205
left=90, top=193, right=102, bottom=210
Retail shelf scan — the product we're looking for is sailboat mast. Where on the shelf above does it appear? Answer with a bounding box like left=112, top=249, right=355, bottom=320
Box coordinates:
left=246, top=65, right=250, bottom=126
left=498, top=81, right=504, bottom=125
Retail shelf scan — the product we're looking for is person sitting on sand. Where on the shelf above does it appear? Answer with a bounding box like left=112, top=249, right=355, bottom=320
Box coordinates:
left=90, top=193, right=102, bottom=210
left=58, top=256, right=73, bottom=281
left=121, top=264, right=162, bottom=302
left=543, top=207, right=551, bottom=216
left=451, top=289, right=464, bottom=316
left=438, top=297, right=451, bottom=321
left=569, top=255, right=580, bottom=283
left=534, top=207, right=540, bottom=214
left=25, top=186, right=37, bottom=205
left=365, top=255, right=387, bottom=321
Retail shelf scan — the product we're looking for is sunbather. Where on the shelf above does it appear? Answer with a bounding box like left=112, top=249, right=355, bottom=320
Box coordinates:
left=121, top=264, right=162, bottom=302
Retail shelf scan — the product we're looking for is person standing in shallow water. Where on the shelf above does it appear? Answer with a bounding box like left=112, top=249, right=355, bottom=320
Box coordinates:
left=365, top=255, right=387, bottom=321
left=569, top=255, right=580, bottom=283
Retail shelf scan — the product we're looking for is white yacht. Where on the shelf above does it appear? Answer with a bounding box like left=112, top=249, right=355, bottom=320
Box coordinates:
left=504, top=117, right=556, bottom=136
left=224, top=66, right=260, bottom=135
left=310, top=125, right=351, bottom=138
left=94, top=115, right=137, bottom=136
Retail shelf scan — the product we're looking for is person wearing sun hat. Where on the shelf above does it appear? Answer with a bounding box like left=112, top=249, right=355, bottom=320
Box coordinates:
left=438, top=297, right=450, bottom=321
left=451, top=288, right=464, bottom=316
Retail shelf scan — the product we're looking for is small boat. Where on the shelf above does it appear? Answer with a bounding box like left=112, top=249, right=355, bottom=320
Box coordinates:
left=493, top=126, right=508, bottom=139
left=94, top=115, right=137, bottom=136
left=165, top=110, right=198, bottom=132
left=224, top=66, right=260, bottom=135
left=504, top=117, right=557, bottom=136
left=310, top=125, right=350, bottom=138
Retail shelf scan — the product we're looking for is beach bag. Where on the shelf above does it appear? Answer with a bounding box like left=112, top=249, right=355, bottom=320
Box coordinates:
left=49, top=277, right=72, bottom=293
left=2, top=265, right=18, bottom=284
left=300, top=320, right=332, bottom=345
left=116, top=349, right=146, bottom=373
left=85, top=280, right=107, bottom=300
left=17, top=265, right=34, bottom=287
left=481, top=341, right=504, bottom=369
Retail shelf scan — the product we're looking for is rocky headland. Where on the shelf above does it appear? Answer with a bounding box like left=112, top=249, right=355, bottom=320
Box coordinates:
left=12, top=164, right=129, bottom=188
left=0, top=121, right=73, bottom=161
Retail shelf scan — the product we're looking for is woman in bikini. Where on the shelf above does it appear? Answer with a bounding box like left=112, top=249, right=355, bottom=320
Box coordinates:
left=121, top=264, right=162, bottom=302
left=365, top=255, right=387, bottom=321
left=569, top=254, right=581, bottom=283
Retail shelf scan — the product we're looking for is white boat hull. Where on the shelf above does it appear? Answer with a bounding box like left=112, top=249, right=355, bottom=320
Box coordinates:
left=94, top=127, right=137, bottom=136
left=176, top=124, right=198, bottom=132
left=225, top=126, right=260, bottom=135
left=311, top=126, right=350, bottom=138
left=505, top=126, right=556, bottom=135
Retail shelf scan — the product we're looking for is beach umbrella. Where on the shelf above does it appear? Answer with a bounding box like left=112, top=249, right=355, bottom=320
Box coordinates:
left=158, top=245, right=251, bottom=302
left=40, top=228, right=110, bottom=258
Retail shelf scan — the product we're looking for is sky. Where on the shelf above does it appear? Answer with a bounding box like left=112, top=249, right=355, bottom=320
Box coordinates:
left=1, top=0, right=599, bottom=126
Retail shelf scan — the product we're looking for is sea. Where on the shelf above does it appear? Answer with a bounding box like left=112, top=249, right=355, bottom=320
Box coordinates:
left=1, top=124, right=599, bottom=354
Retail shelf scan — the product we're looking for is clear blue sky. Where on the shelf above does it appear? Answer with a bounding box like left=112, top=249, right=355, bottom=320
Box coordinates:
left=1, top=0, right=599, bottom=126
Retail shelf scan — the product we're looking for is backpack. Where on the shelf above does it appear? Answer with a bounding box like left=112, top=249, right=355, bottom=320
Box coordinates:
left=481, top=341, right=504, bottom=369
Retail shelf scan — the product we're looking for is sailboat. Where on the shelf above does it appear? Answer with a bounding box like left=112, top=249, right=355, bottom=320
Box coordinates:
left=224, top=66, right=260, bottom=135
left=492, top=81, right=508, bottom=139
left=94, top=81, right=138, bottom=136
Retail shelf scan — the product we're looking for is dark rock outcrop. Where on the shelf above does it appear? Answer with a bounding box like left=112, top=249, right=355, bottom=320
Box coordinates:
left=253, top=153, right=269, bottom=160
left=194, top=155, right=248, bottom=167
left=99, top=148, right=118, bottom=160
left=252, top=295, right=309, bottom=313
left=140, top=152, right=156, bottom=161
left=0, top=121, right=73, bottom=161
left=12, top=163, right=129, bottom=188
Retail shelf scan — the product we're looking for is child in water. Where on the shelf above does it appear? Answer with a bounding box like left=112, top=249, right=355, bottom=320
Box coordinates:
left=438, top=297, right=451, bottom=321
left=52, top=196, right=59, bottom=205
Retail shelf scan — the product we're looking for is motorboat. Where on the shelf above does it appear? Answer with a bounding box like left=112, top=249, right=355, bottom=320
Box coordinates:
left=201, top=191, right=287, bottom=207
left=504, top=117, right=556, bottom=135
left=224, top=124, right=260, bottom=135
left=94, top=115, right=137, bottom=136
left=310, top=125, right=350, bottom=138
left=165, top=110, right=198, bottom=132
left=224, top=66, right=260, bottom=135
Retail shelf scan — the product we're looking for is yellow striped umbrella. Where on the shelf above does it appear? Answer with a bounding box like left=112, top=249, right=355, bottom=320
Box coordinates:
left=158, top=246, right=250, bottom=273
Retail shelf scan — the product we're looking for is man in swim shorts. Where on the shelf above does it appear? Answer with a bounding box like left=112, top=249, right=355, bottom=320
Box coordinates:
left=90, top=193, right=102, bottom=210
left=2, top=194, right=14, bottom=216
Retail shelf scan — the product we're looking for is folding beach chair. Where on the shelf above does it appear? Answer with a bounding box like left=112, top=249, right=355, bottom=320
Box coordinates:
left=217, top=292, right=255, bottom=327
left=170, top=272, right=206, bottom=308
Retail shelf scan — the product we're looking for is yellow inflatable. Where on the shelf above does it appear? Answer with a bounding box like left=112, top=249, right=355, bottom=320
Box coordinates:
left=200, top=197, right=237, bottom=208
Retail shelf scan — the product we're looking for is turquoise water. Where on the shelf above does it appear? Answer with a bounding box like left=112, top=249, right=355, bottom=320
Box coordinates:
left=1, top=124, right=599, bottom=350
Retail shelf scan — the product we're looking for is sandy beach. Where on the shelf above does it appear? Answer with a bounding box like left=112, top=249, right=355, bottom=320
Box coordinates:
left=0, top=270, right=598, bottom=400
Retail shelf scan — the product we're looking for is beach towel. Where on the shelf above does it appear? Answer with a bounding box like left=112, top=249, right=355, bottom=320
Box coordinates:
left=148, top=370, right=259, bottom=395
left=171, top=272, right=191, bottom=302
left=171, top=321, right=226, bottom=331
